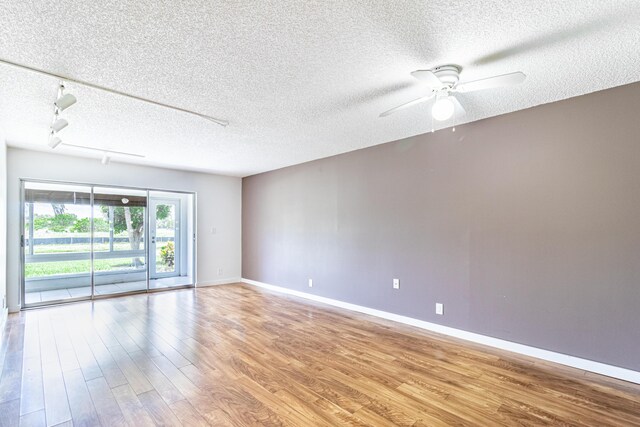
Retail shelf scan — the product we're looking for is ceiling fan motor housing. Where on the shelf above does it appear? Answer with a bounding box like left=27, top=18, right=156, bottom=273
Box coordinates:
left=432, top=65, right=460, bottom=88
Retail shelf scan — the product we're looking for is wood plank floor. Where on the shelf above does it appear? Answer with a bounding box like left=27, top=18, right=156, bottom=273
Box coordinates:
left=1, top=284, right=639, bottom=426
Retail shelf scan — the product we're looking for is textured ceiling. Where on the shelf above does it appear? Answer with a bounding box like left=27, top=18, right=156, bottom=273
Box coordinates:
left=1, top=1, right=639, bottom=177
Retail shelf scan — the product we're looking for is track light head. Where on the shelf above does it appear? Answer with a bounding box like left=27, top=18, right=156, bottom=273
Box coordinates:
left=101, top=153, right=111, bottom=165
left=55, top=93, right=77, bottom=111
left=51, top=118, right=68, bottom=133
left=48, top=136, right=62, bottom=149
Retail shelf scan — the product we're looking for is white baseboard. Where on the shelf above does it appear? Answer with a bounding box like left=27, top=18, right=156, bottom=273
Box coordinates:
left=241, top=278, right=640, bottom=385
left=197, top=277, right=241, bottom=288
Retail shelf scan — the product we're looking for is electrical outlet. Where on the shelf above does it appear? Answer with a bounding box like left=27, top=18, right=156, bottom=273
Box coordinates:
left=211, top=227, right=217, bottom=234
left=308, top=279, right=313, bottom=288
left=217, top=268, right=223, bottom=276
left=435, top=303, right=444, bottom=315
left=393, top=278, right=400, bottom=289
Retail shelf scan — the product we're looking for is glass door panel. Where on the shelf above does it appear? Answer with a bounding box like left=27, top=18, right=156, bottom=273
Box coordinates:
left=149, top=191, right=194, bottom=290
left=23, top=182, right=92, bottom=305
left=92, top=187, right=148, bottom=295
left=150, top=200, right=179, bottom=277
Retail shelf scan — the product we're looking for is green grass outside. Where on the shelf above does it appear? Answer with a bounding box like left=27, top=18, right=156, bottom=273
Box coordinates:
left=30, top=229, right=174, bottom=238
left=33, top=242, right=134, bottom=254
left=31, top=231, right=113, bottom=238
left=25, top=259, right=144, bottom=278
left=26, top=244, right=174, bottom=278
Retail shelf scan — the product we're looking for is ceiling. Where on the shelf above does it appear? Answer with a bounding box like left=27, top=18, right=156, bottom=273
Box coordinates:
left=1, top=1, right=639, bottom=177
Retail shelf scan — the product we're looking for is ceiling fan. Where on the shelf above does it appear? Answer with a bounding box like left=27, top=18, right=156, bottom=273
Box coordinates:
left=379, top=65, right=526, bottom=121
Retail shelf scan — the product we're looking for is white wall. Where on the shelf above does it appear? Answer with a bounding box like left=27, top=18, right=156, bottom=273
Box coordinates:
left=0, top=138, right=7, bottom=326
left=6, top=148, right=242, bottom=311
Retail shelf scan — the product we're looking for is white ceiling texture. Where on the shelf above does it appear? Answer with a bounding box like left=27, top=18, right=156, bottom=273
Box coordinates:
left=1, top=1, right=639, bottom=177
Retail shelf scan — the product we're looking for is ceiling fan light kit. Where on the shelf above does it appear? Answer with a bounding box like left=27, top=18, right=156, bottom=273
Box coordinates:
left=380, top=64, right=526, bottom=126
left=432, top=96, right=455, bottom=121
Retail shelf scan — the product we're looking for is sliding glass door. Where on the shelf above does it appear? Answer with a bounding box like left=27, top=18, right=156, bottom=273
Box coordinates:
left=23, top=182, right=93, bottom=304
left=92, top=187, right=148, bottom=296
left=21, top=180, right=196, bottom=308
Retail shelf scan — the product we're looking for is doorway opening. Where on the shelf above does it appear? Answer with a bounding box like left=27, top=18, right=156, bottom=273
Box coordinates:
left=21, top=180, right=196, bottom=307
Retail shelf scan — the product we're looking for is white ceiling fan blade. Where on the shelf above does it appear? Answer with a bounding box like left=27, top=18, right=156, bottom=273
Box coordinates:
left=410, top=70, right=442, bottom=89
left=450, top=96, right=466, bottom=115
left=456, top=71, right=526, bottom=93
left=379, top=93, right=435, bottom=117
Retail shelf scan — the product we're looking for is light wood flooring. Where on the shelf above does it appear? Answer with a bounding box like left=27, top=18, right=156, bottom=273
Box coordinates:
left=1, top=283, right=639, bottom=426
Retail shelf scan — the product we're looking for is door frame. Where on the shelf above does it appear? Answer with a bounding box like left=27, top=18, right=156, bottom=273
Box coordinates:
left=19, top=178, right=197, bottom=309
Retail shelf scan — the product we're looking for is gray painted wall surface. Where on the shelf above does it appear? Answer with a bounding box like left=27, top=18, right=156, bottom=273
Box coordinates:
left=243, top=82, right=640, bottom=371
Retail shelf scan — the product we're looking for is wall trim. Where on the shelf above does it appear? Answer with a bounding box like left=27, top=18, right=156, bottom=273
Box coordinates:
left=241, top=278, right=640, bottom=385
left=197, top=277, right=242, bottom=288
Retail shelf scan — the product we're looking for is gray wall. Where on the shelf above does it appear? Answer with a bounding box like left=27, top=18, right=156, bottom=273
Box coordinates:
left=243, top=82, right=640, bottom=371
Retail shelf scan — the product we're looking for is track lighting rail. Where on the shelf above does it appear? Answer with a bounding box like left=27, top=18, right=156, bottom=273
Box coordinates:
left=0, top=57, right=229, bottom=127
left=62, top=143, right=145, bottom=158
